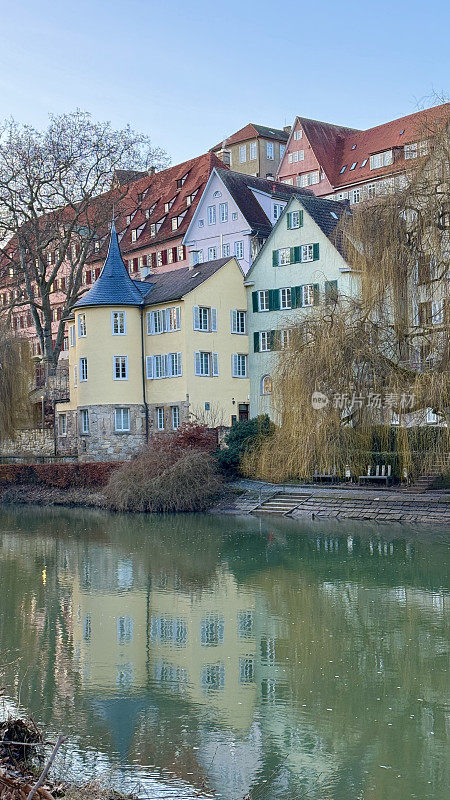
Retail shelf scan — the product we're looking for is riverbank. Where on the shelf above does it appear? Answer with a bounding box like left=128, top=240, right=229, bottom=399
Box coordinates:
left=2, top=479, right=450, bottom=524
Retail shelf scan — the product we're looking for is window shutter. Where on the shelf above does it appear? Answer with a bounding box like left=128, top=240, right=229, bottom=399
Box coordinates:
left=232, top=353, right=238, bottom=377
left=163, top=354, right=169, bottom=377
left=272, top=250, right=279, bottom=267
left=290, top=247, right=296, bottom=264
left=194, top=351, right=201, bottom=375
left=212, top=352, right=219, bottom=376
left=299, top=210, right=304, bottom=227
left=193, top=306, right=200, bottom=330
left=254, top=332, right=260, bottom=352
left=324, top=280, right=338, bottom=303
left=294, top=246, right=300, bottom=263
left=177, top=352, right=182, bottom=376
left=211, top=308, right=218, bottom=331
left=313, top=243, right=320, bottom=260
left=268, top=289, right=280, bottom=311
left=176, top=307, right=181, bottom=329
left=231, top=309, right=237, bottom=332
left=165, top=308, right=171, bottom=330
left=313, top=284, right=320, bottom=305
left=146, top=356, right=154, bottom=379
left=286, top=212, right=292, bottom=230
left=291, top=286, right=302, bottom=308
left=252, top=292, right=258, bottom=312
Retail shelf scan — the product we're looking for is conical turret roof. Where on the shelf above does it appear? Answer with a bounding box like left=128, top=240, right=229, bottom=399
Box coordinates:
left=74, top=221, right=144, bottom=308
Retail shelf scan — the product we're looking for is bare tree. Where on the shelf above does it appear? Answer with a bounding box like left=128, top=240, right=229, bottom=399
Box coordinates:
left=0, top=111, right=169, bottom=372
left=0, top=322, right=31, bottom=440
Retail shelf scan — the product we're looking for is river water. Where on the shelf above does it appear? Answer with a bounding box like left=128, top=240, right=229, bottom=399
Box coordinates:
left=0, top=505, right=448, bottom=799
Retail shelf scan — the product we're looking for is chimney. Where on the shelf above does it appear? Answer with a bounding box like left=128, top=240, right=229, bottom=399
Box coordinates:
left=148, top=166, right=156, bottom=176
left=216, top=139, right=231, bottom=167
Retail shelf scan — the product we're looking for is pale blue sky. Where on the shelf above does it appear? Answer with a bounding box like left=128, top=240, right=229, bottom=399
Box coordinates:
left=1, top=0, right=448, bottom=165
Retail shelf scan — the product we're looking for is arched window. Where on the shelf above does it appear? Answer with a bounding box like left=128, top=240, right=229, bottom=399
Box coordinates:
left=261, top=375, right=272, bottom=395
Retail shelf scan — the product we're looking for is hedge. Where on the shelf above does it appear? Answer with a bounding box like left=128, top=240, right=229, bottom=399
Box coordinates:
left=0, top=462, right=120, bottom=489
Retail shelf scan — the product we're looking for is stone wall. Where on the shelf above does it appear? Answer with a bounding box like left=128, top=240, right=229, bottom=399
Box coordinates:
left=76, top=404, right=147, bottom=462
left=0, top=428, right=55, bottom=459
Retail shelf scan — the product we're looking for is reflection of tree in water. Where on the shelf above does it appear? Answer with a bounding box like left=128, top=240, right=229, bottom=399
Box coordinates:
left=0, top=508, right=449, bottom=799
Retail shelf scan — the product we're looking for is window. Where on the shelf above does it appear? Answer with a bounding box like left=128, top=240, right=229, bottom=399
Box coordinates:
left=239, top=145, right=246, bottom=163
left=298, top=170, right=320, bottom=187
left=273, top=203, right=284, bottom=220
left=219, top=202, right=228, bottom=222
left=201, top=663, right=225, bottom=692
left=111, top=311, right=126, bottom=335
left=117, top=616, right=133, bottom=644
left=232, top=211, right=238, bottom=220
left=340, top=165, right=347, bottom=174
left=193, top=306, right=217, bottom=332
left=171, top=406, right=180, bottom=430
left=301, top=243, right=314, bottom=262
left=280, top=287, right=291, bottom=309
left=113, top=356, right=128, bottom=380
left=69, top=325, right=75, bottom=347
left=287, top=210, right=303, bottom=229
left=370, top=150, right=393, bottom=169
left=351, top=188, right=361, bottom=204
left=280, top=329, right=291, bottom=349
left=154, top=354, right=166, bottom=379
left=147, top=306, right=181, bottom=334
left=278, top=247, right=291, bottom=266
left=131, top=229, right=137, bottom=242
left=58, top=413, right=67, bottom=436
left=249, top=141, right=257, bottom=160
left=367, top=183, right=376, bottom=199
left=288, top=149, right=304, bottom=163
left=404, top=142, right=418, bottom=160
left=192, top=249, right=204, bottom=265
left=232, top=353, right=247, bottom=377
left=156, top=407, right=164, bottom=430
left=239, top=656, right=254, bottom=684
left=200, top=614, right=224, bottom=646
left=195, top=351, right=219, bottom=377
left=237, top=610, right=254, bottom=639
left=258, top=290, right=269, bottom=311
left=261, top=375, right=272, bottom=395
left=169, top=351, right=182, bottom=377
left=171, top=217, right=178, bottom=231
left=222, top=242, right=231, bottom=257
left=260, top=331, right=270, bottom=351
left=294, top=129, right=302, bottom=140
left=234, top=241, right=244, bottom=259
left=266, top=141, right=274, bottom=159
left=231, top=309, right=246, bottom=334
left=79, top=357, right=88, bottom=382
left=115, top=407, right=130, bottom=432
left=207, top=205, right=216, bottom=225
left=177, top=245, right=184, bottom=261
left=80, top=409, right=89, bottom=434
left=78, top=313, right=86, bottom=337
left=302, top=284, right=315, bottom=306
left=208, top=247, right=217, bottom=260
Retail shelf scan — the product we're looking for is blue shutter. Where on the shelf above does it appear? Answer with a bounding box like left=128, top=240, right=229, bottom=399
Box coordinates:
left=211, top=308, right=218, bottom=331
left=193, top=306, right=200, bottom=330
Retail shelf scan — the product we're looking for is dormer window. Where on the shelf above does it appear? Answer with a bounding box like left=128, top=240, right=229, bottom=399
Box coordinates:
left=351, top=144, right=357, bottom=150
left=213, top=190, right=222, bottom=198
left=150, top=223, right=156, bottom=237
left=186, top=189, right=198, bottom=207
left=131, top=229, right=137, bottom=242
left=94, top=241, right=100, bottom=252
left=171, top=217, right=178, bottom=231
left=350, top=162, right=357, bottom=170
left=361, top=159, right=368, bottom=167
left=340, top=165, right=347, bottom=174
left=176, top=172, right=189, bottom=189
left=370, top=150, right=393, bottom=170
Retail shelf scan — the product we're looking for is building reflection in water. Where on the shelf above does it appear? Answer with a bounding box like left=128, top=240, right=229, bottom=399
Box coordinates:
left=0, top=507, right=448, bottom=800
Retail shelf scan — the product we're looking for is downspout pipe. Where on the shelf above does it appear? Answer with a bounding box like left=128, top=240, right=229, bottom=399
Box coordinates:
left=140, top=304, right=149, bottom=445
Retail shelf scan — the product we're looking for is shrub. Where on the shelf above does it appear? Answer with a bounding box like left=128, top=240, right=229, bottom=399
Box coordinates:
left=0, top=462, right=119, bottom=488
left=105, top=441, right=224, bottom=513
left=216, top=415, right=275, bottom=477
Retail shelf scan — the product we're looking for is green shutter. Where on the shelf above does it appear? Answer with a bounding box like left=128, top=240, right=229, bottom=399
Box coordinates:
left=290, top=247, right=296, bottom=264
left=292, top=286, right=302, bottom=308
left=294, top=246, right=300, bottom=264
left=252, top=291, right=258, bottom=312
left=313, top=283, right=320, bottom=305
left=313, top=243, right=320, bottom=260
left=272, top=250, right=279, bottom=267
left=253, top=332, right=260, bottom=352
left=299, top=210, right=304, bottom=227
left=268, top=289, right=280, bottom=311
left=286, top=212, right=292, bottom=229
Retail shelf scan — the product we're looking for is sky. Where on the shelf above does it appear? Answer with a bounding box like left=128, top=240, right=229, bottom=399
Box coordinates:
left=0, top=0, right=448, bottom=166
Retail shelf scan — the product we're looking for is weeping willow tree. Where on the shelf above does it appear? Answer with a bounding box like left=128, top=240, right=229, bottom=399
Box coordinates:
left=0, top=323, right=31, bottom=441
left=244, top=110, right=450, bottom=482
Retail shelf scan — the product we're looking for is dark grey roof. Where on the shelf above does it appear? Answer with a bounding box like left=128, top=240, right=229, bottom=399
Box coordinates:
left=251, top=124, right=289, bottom=142
left=139, top=258, right=231, bottom=306
left=74, top=222, right=145, bottom=308
left=112, top=168, right=147, bottom=186
left=216, top=169, right=310, bottom=237
left=295, top=194, right=350, bottom=242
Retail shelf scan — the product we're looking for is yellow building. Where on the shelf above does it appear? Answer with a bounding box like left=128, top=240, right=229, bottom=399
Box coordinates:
left=56, top=222, right=249, bottom=460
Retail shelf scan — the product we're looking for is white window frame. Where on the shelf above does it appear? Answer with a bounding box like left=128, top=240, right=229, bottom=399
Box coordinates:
left=79, top=357, right=88, bottom=382
left=280, top=287, right=291, bottom=309
left=115, top=407, right=130, bottom=432
left=69, top=325, right=75, bottom=347
left=208, top=246, right=217, bottom=260
left=222, top=242, right=231, bottom=257
left=258, top=290, right=269, bottom=312
left=294, top=130, right=302, bottom=140
left=219, top=202, right=228, bottom=223
left=249, top=141, right=257, bottom=160
left=232, top=353, right=247, bottom=378
left=266, top=141, right=274, bottom=160
left=58, top=413, right=67, bottom=436
left=301, top=244, right=314, bottom=262
left=302, top=284, right=314, bottom=307
left=195, top=351, right=211, bottom=376
left=111, top=310, right=126, bottom=335
left=239, top=145, right=246, bottom=163
left=234, top=241, right=244, bottom=259
left=260, top=331, right=270, bottom=352
left=370, top=150, right=393, bottom=170
left=273, top=203, right=283, bottom=220
left=113, top=355, right=128, bottom=381
left=80, top=408, right=89, bottom=434
left=207, top=205, right=216, bottom=225
left=78, top=313, right=86, bottom=338
left=279, top=247, right=291, bottom=265
left=171, top=406, right=180, bottom=430
left=156, top=407, right=164, bottom=430
left=231, top=309, right=246, bottom=334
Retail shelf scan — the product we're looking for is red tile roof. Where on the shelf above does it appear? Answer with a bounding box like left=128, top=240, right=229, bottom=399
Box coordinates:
left=332, top=102, right=450, bottom=187
left=296, top=117, right=359, bottom=181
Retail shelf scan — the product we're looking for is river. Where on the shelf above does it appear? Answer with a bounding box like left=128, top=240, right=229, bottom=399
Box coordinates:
left=0, top=505, right=448, bottom=799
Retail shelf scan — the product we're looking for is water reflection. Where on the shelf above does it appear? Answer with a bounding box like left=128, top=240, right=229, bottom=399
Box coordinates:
left=0, top=507, right=449, bottom=799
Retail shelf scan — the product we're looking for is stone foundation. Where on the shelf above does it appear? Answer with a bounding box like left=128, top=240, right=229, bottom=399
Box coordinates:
left=0, top=428, right=55, bottom=459
left=147, top=400, right=190, bottom=433
left=76, top=404, right=147, bottom=462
